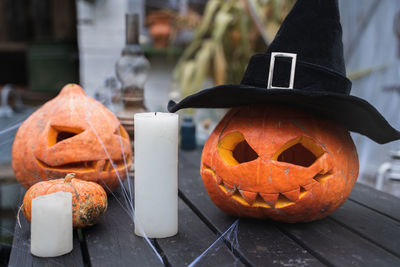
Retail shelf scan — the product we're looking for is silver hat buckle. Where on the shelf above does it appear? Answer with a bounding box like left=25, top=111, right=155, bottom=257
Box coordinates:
left=267, top=52, right=297, bottom=89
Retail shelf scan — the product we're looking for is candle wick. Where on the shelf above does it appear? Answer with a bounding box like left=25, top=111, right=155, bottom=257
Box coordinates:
left=155, top=112, right=157, bottom=116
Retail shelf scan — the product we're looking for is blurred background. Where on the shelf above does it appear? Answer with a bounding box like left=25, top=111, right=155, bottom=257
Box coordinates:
left=0, top=0, right=399, bottom=265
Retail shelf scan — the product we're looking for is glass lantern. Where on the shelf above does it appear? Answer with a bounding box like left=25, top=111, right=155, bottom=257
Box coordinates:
left=115, top=13, right=150, bottom=138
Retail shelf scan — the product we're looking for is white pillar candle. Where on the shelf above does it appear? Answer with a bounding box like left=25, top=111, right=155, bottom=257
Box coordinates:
left=134, top=112, right=178, bottom=238
left=31, top=191, right=73, bottom=257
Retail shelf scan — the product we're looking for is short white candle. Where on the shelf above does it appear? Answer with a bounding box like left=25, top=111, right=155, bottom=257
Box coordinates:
left=31, top=191, right=73, bottom=257
left=134, top=112, right=178, bottom=238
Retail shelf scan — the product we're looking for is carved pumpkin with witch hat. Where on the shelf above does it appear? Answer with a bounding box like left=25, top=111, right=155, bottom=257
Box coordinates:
left=168, top=0, right=400, bottom=222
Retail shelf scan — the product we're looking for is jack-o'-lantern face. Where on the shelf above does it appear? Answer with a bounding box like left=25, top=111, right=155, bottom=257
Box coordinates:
left=201, top=105, right=359, bottom=222
left=12, top=84, right=132, bottom=192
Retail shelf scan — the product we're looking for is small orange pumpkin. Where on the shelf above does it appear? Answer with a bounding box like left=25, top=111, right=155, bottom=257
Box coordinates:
left=23, top=173, right=107, bottom=228
left=12, top=84, right=132, bottom=192
left=201, top=105, right=359, bottom=222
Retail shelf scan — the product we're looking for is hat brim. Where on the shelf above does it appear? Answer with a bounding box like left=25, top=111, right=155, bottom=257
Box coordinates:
left=168, top=84, right=400, bottom=144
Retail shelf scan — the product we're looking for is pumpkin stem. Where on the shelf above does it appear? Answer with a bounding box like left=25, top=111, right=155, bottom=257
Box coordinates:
left=64, top=173, right=76, bottom=183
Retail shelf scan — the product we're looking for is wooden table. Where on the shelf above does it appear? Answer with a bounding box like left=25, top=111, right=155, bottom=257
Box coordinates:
left=8, top=149, right=400, bottom=267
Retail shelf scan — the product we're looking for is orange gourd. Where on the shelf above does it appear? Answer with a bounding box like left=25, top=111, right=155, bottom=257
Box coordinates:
left=201, top=105, right=359, bottom=222
left=12, top=84, right=132, bottom=192
left=23, top=173, right=107, bottom=228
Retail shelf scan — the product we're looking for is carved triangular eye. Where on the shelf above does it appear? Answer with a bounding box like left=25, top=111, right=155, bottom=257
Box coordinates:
left=277, top=143, right=316, bottom=167
left=48, top=126, right=84, bottom=147
left=273, top=136, right=324, bottom=167
left=57, top=131, right=77, bottom=142
left=218, top=132, right=258, bottom=165
left=232, top=140, right=258, bottom=164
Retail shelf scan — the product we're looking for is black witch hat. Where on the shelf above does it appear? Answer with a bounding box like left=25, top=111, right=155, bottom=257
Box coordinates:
left=168, top=0, right=400, bottom=144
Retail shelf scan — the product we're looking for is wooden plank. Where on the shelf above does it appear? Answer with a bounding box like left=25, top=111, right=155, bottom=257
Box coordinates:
left=8, top=188, right=85, bottom=267
left=178, top=150, right=324, bottom=266
left=349, top=183, right=400, bottom=221
left=330, top=199, right=400, bottom=257
left=280, top=218, right=400, bottom=267
left=83, top=187, right=164, bottom=267
left=157, top=198, right=244, bottom=266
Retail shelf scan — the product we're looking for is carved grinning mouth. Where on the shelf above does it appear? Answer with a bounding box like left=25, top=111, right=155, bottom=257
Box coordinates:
left=203, top=165, right=333, bottom=209
left=39, top=123, right=132, bottom=172
left=39, top=124, right=132, bottom=173
left=101, top=159, right=131, bottom=172
left=36, top=157, right=132, bottom=173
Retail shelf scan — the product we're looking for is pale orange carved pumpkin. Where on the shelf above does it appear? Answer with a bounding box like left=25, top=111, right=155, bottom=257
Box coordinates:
left=12, top=84, right=132, bottom=192
left=23, top=173, right=107, bottom=228
left=201, top=105, right=359, bottom=222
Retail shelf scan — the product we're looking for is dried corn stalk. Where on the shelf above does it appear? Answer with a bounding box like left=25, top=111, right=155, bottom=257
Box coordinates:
left=173, top=0, right=295, bottom=101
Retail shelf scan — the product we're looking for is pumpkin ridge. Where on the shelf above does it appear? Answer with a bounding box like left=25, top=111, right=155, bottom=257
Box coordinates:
left=217, top=109, right=241, bottom=143
left=290, top=118, right=331, bottom=153
left=44, top=180, right=80, bottom=203
left=65, top=178, right=81, bottom=201
left=289, top=118, right=314, bottom=138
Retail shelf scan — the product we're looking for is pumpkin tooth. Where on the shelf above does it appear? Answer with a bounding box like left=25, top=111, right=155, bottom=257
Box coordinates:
left=275, top=193, right=296, bottom=209
left=299, top=186, right=309, bottom=199
left=282, top=188, right=300, bottom=202
left=103, top=160, right=111, bottom=172
left=218, top=181, right=235, bottom=196
left=95, top=159, right=105, bottom=171
left=203, top=165, right=215, bottom=174
left=224, top=183, right=234, bottom=191
left=218, top=184, right=229, bottom=195
left=231, top=190, right=250, bottom=206
left=313, top=171, right=333, bottom=185
left=203, top=165, right=219, bottom=183
left=259, top=193, right=279, bottom=207
left=239, top=190, right=257, bottom=205
left=225, top=187, right=235, bottom=196
left=252, top=194, right=271, bottom=208
left=302, top=181, right=317, bottom=191
left=216, top=175, right=223, bottom=185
